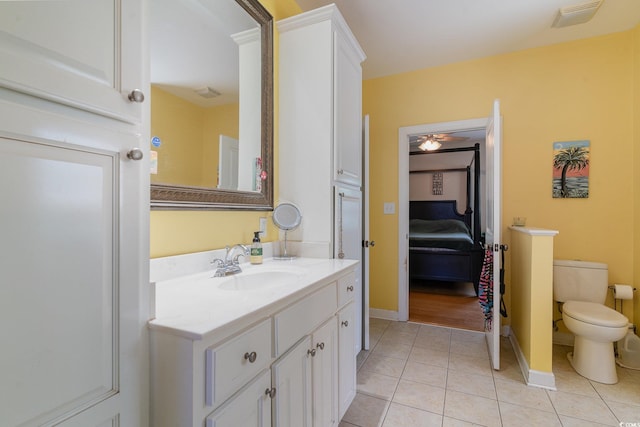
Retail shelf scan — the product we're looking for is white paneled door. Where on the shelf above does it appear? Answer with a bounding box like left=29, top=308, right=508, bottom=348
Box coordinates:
left=485, top=99, right=502, bottom=370
left=0, top=1, right=148, bottom=425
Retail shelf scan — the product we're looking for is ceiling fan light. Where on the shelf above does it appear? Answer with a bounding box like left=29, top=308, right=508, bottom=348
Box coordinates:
left=418, top=139, right=441, bottom=151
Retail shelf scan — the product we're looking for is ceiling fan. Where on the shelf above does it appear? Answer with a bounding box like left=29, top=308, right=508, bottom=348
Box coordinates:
left=416, top=133, right=468, bottom=151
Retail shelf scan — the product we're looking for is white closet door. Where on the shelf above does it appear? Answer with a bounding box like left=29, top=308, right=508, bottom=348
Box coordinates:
left=334, top=186, right=362, bottom=353
left=0, top=0, right=143, bottom=123
left=333, top=30, right=362, bottom=186
left=0, top=1, right=147, bottom=425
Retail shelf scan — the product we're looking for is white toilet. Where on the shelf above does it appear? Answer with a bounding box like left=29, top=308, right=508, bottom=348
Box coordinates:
left=553, top=260, right=629, bottom=384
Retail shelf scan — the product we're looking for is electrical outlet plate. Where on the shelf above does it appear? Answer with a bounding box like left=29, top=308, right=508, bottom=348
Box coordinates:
left=383, top=202, right=395, bottom=215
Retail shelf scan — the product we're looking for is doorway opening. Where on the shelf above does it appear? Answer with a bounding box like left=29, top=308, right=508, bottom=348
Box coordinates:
left=398, top=118, right=488, bottom=331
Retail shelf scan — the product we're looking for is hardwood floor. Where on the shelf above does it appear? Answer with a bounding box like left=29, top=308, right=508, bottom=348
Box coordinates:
left=409, top=280, right=486, bottom=331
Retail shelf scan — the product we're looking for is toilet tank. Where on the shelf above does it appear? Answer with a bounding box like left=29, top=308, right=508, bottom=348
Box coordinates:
left=553, top=259, right=608, bottom=303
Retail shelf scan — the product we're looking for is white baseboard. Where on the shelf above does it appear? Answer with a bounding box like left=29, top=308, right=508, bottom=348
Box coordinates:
left=370, top=308, right=399, bottom=321
left=508, top=330, right=557, bottom=390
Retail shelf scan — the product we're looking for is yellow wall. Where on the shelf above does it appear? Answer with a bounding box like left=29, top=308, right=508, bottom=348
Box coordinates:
left=364, top=31, right=637, bottom=322
left=150, top=86, right=205, bottom=186
left=151, top=86, right=238, bottom=188
left=150, top=0, right=302, bottom=258
left=510, top=230, right=555, bottom=373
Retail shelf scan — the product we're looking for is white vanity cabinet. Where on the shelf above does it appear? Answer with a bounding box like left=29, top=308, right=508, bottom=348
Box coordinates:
left=338, top=303, right=356, bottom=419
left=272, top=318, right=338, bottom=427
left=149, top=261, right=358, bottom=427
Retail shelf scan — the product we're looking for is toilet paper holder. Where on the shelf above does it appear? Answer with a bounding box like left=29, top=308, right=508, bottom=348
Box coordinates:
left=608, top=284, right=637, bottom=295
left=609, top=284, right=636, bottom=315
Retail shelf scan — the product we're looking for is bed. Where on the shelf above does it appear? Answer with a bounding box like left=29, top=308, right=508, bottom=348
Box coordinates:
left=408, top=143, right=484, bottom=295
left=409, top=200, right=484, bottom=295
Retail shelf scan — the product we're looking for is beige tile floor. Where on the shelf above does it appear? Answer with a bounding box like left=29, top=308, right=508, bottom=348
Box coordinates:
left=340, top=318, right=640, bottom=427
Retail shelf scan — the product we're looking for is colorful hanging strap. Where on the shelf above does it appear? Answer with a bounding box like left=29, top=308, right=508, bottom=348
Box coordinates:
left=478, top=248, right=494, bottom=331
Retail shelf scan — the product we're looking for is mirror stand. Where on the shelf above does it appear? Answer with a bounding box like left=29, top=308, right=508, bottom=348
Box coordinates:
left=272, top=202, right=302, bottom=260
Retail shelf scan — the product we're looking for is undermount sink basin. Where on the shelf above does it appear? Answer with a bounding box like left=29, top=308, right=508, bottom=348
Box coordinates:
left=217, top=270, right=300, bottom=291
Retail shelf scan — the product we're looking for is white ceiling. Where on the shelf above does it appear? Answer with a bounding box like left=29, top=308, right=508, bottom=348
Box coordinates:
left=150, top=0, right=258, bottom=107
left=295, top=0, right=640, bottom=79
left=150, top=1, right=640, bottom=114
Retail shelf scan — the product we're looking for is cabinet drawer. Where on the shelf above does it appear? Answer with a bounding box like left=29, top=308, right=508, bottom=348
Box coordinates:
left=274, top=284, right=337, bottom=357
left=205, top=319, right=272, bottom=409
left=337, top=273, right=356, bottom=307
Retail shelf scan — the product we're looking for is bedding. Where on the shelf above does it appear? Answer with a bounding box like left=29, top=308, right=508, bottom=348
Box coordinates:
left=409, top=219, right=473, bottom=251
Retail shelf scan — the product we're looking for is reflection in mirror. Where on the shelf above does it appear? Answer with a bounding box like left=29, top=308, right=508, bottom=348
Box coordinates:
left=150, top=0, right=273, bottom=210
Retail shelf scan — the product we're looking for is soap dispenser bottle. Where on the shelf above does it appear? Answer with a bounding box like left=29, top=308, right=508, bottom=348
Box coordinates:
left=250, top=231, right=263, bottom=264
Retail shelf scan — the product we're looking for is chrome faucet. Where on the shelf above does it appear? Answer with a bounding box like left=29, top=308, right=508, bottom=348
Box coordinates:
left=212, top=244, right=249, bottom=277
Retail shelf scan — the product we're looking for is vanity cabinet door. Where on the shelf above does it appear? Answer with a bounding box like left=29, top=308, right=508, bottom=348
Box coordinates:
left=205, top=369, right=272, bottom=427
left=338, top=303, right=356, bottom=420
left=312, top=318, right=339, bottom=427
left=272, top=337, right=313, bottom=427
left=0, top=0, right=143, bottom=123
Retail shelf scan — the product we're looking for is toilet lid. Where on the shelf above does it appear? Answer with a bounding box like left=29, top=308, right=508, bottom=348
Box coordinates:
left=563, top=301, right=628, bottom=327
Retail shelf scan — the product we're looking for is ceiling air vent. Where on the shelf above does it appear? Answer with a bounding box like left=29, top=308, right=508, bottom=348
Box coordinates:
left=552, top=0, right=603, bottom=28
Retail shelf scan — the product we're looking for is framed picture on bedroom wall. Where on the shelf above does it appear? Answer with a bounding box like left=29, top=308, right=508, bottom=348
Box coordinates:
left=552, top=140, right=590, bottom=199
left=432, top=172, right=443, bottom=195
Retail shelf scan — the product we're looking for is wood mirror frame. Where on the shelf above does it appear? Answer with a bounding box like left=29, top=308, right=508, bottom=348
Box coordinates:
left=150, top=0, right=273, bottom=211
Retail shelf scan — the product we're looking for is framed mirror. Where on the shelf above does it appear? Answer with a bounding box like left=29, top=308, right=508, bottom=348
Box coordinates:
left=149, top=0, right=273, bottom=210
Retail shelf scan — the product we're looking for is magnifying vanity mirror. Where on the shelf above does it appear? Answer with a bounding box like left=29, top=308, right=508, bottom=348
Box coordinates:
left=272, top=203, right=302, bottom=260
left=149, top=0, right=273, bottom=210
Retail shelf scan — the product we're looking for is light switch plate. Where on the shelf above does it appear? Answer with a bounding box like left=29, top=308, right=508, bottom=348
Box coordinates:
left=383, top=202, right=395, bottom=215
left=259, top=217, right=267, bottom=237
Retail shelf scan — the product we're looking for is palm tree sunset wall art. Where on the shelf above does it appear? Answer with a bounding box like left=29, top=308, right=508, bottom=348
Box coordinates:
left=553, top=140, right=590, bottom=198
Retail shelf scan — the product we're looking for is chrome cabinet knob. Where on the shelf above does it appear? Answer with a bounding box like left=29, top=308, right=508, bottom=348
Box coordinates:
left=127, top=89, right=145, bottom=103
left=244, top=351, right=257, bottom=363
left=307, top=348, right=317, bottom=357
left=126, top=148, right=143, bottom=161
left=341, top=320, right=349, bottom=327
left=265, top=387, right=276, bottom=398
left=346, top=285, right=354, bottom=292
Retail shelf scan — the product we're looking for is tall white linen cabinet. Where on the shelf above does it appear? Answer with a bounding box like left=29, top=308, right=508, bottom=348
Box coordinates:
left=0, top=2, right=149, bottom=425
left=278, top=4, right=366, bottom=420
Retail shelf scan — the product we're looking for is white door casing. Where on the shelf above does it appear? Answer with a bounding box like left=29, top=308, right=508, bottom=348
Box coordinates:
left=485, top=99, right=502, bottom=370
left=398, top=118, right=489, bottom=321
left=362, top=115, right=370, bottom=349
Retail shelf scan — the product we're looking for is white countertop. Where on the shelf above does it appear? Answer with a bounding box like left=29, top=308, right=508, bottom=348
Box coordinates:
left=148, top=257, right=358, bottom=340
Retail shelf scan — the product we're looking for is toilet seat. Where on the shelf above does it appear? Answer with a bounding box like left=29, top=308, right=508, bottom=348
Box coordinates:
left=564, top=301, right=628, bottom=328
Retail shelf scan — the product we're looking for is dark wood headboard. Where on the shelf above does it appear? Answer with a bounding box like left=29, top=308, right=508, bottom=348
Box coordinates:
left=409, top=200, right=472, bottom=231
